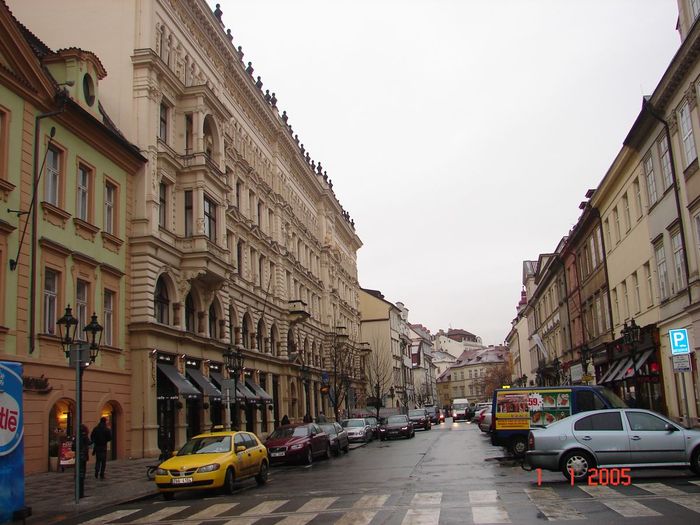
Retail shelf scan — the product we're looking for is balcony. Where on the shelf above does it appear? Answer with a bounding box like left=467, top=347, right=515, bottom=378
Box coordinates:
left=175, top=235, right=230, bottom=285
left=287, top=299, right=310, bottom=326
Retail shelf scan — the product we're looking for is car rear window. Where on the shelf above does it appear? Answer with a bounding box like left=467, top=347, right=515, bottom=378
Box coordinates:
left=574, top=412, right=623, bottom=431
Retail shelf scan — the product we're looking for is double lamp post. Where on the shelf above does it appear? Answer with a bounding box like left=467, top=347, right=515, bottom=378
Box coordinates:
left=223, top=346, right=244, bottom=430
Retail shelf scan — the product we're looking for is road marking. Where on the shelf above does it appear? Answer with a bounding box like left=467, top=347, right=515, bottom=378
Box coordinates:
left=578, top=485, right=621, bottom=498
left=79, top=509, right=141, bottom=524
left=276, top=514, right=317, bottom=525
left=241, top=500, right=288, bottom=516
left=634, top=483, right=686, bottom=496
left=600, top=499, right=660, bottom=517
left=689, top=480, right=700, bottom=487
left=668, top=495, right=700, bottom=513
left=354, top=494, right=389, bottom=508
left=524, top=487, right=584, bottom=521
left=130, top=506, right=190, bottom=523
left=297, top=497, right=338, bottom=512
left=334, top=511, right=377, bottom=525
left=402, top=508, right=441, bottom=524
left=188, top=503, right=238, bottom=520
left=411, top=492, right=442, bottom=506
left=221, top=519, right=259, bottom=525
left=472, top=506, right=510, bottom=524
left=469, top=490, right=499, bottom=504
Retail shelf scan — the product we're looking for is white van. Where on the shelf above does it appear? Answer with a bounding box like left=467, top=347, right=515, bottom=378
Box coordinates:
left=451, top=398, right=471, bottom=421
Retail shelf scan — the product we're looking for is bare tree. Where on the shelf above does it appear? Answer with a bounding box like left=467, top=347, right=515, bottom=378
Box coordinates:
left=476, top=362, right=513, bottom=400
left=365, top=339, right=394, bottom=420
left=325, top=335, right=355, bottom=421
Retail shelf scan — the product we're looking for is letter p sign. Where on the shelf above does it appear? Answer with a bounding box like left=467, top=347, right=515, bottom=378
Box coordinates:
left=669, top=329, right=690, bottom=355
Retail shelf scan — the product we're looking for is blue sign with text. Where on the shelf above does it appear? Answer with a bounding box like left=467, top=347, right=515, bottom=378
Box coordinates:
left=0, top=361, right=24, bottom=524
left=669, top=329, right=690, bottom=355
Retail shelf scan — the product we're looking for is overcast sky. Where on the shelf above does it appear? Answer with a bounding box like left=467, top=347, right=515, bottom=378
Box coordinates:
left=211, top=0, right=681, bottom=345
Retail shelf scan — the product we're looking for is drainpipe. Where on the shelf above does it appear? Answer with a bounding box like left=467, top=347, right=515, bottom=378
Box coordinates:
left=644, top=98, right=693, bottom=305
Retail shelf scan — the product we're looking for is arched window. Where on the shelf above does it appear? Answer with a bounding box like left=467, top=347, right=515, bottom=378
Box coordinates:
left=209, top=303, right=218, bottom=339
left=242, top=313, right=251, bottom=348
left=185, top=293, right=195, bottom=332
left=256, top=319, right=265, bottom=352
left=154, top=276, right=169, bottom=324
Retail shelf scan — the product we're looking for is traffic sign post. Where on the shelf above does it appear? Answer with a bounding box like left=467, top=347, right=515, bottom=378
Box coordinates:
left=668, top=329, right=692, bottom=427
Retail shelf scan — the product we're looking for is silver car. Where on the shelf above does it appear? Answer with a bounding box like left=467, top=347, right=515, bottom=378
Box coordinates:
left=341, top=418, right=373, bottom=443
left=525, top=408, right=700, bottom=481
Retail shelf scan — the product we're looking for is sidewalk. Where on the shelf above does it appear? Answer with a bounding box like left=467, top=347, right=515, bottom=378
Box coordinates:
left=24, top=458, right=157, bottom=524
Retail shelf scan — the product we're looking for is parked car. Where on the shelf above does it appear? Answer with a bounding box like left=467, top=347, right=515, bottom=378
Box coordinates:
left=319, top=422, right=349, bottom=456
left=424, top=406, right=441, bottom=424
left=341, top=418, right=373, bottom=442
left=365, top=417, right=379, bottom=438
left=525, top=408, right=700, bottom=482
left=491, top=385, right=627, bottom=457
left=154, top=430, right=268, bottom=500
left=438, top=409, right=445, bottom=424
left=264, top=423, right=331, bottom=465
left=379, top=414, right=415, bottom=440
left=408, top=409, right=432, bottom=430
left=478, top=408, right=492, bottom=433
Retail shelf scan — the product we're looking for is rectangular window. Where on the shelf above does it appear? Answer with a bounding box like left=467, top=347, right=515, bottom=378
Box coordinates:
left=104, top=182, right=115, bottom=234
left=257, top=201, right=263, bottom=228
left=235, top=181, right=242, bottom=208
left=45, top=146, right=60, bottom=206
left=680, top=101, right=697, bottom=166
left=184, top=190, right=193, bottom=237
left=104, top=289, right=114, bottom=346
left=44, top=269, right=58, bottom=334
left=237, top=240, right=244, bottom=276
left=589, top=235, right=597, bottom=269
left=77, top=164, right=90, bottom=221
left=76, top=279, right=88, bottom=340
left=613, top=207, right=620, bottom=242
left=633, top=178, right=643, bottom=218
left=601, top=291, right=610, bottom=332
left=655, top=243, right=669, bottom=301
left=644, top=156, right=657, bottom=206
left=185, top=114, right=193, bottom=154
left=644, top=262, right=654, bottom=307
left=622, top=194, right=631, bottom=231
left=159, top=102, right=168, bottom=142
left=603, top=219, right=611, bottom=250
left=671, top=230, right=687, bottom=292
left=204, top=195, right=216, bottom=242
left=158, top=182, right=167, bottom=228
left=595, top=227, right=604, bottom=262
left=612, top=288, right=619, bottom=325
left=622, top=281, right=629, bottom=321
left=659, top=134, right=673, bottom=190
left=595, top=296, right=603, bottom=336
left=632, top=272, right=640, bottom=314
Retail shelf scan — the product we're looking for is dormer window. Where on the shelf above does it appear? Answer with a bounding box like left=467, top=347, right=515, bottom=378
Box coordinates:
left=82, top=73, right=95, bottom=107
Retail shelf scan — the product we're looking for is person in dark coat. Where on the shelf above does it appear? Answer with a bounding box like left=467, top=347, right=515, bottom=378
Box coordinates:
left=72, top=424, right=91, bottom=498
left=90, top=417, right=112, bottom=479
left=280, top=414, right=290, bottom=425
left=316, top=412, right=327, bottom=423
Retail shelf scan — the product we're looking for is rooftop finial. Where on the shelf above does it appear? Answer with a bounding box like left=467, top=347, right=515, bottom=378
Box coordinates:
left=317, top=162, right=323, bottom=175
left=300, top=143, right=305, bottom=154
left=270, top=93, right=277, bottom=107
left=282, top=110, right=288, bottom=123
left=214, top=4, right=223, bottom=21
left=246, top=62, right=254, bottom=75
left=295, top=135, right=300, bottom=144
left=311, top=160, right=316, bottom=171
left=323, top=170, right=328, bottom=182
left=238, top=46, right=244, bottom=60
left=255, top=76, right=263, bottom=89
left=264, top=89, right=271, bottom=102
left=226, top=29, right=233, bottom=42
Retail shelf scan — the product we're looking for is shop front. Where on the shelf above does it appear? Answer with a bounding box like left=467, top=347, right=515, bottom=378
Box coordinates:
left=156, top=356, right=201, bottom=454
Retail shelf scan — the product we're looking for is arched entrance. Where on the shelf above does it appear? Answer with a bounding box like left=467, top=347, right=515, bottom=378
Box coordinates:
left=48, top=398, right=74, bottom=471
left=99, top=401, right=121, bottom=460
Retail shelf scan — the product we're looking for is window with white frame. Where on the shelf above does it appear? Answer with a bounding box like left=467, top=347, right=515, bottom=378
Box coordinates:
left=679, top=100, right=697, bottom=166
left=659, top=134, right=673, bottom=190
left=159, top=102, right=169, bottom=142
left=601, top=291, right=610, bottom=332
left=104, top=289, right=114, bottom=346
left=644, top=262, right=654, bottom=307
left=632, top=272, right=640, bottom=314
left=655, top=243, right=669, bottom=301
left=622, top=194, right=631, bottom=231
left=44, top=269, right=58, bottom=334
left=104, top=182, right=115, bottom=235
left=45, top=146, right=60, bottom=206
left=633, top=178, right=643, bottom=218
left=622, top=281, right=629, bottom=321
left=644, top=156, right=657, bottom=205
left=589, top=235, right=597, bottom=269
left=77, top=164, right=90, bottom=221
left=595, top=296, right=603, bottom=336
left=76, top=280, right=89, bottom=340
left=671, top=230, right=687, bottom=292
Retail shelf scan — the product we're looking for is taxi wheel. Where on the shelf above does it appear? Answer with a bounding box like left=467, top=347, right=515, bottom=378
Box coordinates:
left=162, top=492, right=174, bottom=501
left=255, top=461, right=269, bottom=486
left=224, top=467, right=236, bottom=495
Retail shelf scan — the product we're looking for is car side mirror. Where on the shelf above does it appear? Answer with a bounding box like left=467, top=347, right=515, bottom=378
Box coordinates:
left=236, top=445, right=246, bottom=453
left=665, top=423, right=677, bottom=432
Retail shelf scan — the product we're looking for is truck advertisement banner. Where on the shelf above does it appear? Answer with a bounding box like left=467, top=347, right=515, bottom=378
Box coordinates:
left=0, top=361, right=24, bottom=524
left=495, top=389, right=571, bottom=430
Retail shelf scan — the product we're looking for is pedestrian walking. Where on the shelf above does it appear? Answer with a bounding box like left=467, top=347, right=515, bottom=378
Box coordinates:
left=281, top=414, right=290, bottom=425
left=316, top=412, right=327, bottom=423
left=90, top=417, right=112, bottom=479
left=71, top=424, right=91, bottom=498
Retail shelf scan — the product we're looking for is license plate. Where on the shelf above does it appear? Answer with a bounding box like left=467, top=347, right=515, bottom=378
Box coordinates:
left=271, top=452, right=285, bottom=457
left=171, top=477, right=193, bottom=484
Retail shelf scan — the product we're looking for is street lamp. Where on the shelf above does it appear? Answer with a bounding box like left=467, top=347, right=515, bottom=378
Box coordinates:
left=56, top=306, right=102, bottom=504
left=621, top=319, right=642, bottom=406
left=224, top=346, right=244, bottom=430
left=300, top=362, right=311, bottom=420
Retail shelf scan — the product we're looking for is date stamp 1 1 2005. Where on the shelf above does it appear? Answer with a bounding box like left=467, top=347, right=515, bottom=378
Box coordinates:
left=536, top=467, right=632, bottom=486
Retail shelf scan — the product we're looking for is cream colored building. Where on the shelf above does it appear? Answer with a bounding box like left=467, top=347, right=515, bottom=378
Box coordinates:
left=507, top=289, right=533, bottom=386
left=438, top=347, right=508, bottom=404
left=10, top=0, right=365, bottom=455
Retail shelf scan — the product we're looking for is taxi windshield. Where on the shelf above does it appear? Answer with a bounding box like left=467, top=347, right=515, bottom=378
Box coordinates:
left=177, top=435, right=231, bottom=455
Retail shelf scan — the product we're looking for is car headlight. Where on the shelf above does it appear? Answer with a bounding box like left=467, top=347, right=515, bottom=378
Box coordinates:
left=197, top=463, right=220, bottom=473
left=380, top=428, right=386, bottom=432
left=290, top=443, right=304, bottom=450
left=401, top=427, right=408, bottom=430
left=155, top=468, right=168, bottom=476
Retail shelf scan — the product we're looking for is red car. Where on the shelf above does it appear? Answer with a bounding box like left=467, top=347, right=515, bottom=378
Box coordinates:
left=264, top=423, right=331, bottom=465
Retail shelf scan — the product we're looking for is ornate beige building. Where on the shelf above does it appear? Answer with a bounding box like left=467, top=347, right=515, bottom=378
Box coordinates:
left=10, top=0, right=364, bottom=456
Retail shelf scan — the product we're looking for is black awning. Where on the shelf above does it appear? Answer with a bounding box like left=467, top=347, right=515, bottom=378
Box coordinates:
left=209, top=370, right=224, bottom=389
left=217, top=378, right=258, bottom=402
left=157, top=363, right=201, bottom=398
left=186, top=368, right=222, bottom=399
left=237, top=381, right=259, bottom=402
left=245, top=378, right=273, bottom=404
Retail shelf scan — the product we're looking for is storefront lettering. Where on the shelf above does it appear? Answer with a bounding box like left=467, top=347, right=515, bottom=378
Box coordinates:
left=22, top=374, right=52, bottom=394
left=0, top=405, right=18, bottom=432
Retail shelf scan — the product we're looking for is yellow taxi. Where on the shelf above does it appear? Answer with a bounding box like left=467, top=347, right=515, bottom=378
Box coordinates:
left=154, top=430, right=269, bottom=499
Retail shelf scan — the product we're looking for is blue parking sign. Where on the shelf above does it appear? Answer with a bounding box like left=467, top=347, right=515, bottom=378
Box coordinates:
left=669, top=329, right=690, bottom=355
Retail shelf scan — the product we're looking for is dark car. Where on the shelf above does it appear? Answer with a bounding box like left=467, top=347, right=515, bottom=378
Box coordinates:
left=379, top=414, right=415, bottom=440
left=319, top=422, right=349, bottom=455
left=264, top=423, right=331, bottom=465
left=408, top=409, right=431, bottom=430
left=424, top=406, right=441, bottom=424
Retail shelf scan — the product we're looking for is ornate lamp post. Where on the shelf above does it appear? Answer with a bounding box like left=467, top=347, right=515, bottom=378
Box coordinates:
left=57, top=307, right=102, bottom=504
left=621, top=319, right=641, bottom=405
left=300, top=361, right=311, bottom=420
left=223, top=346, right=244, bottom=430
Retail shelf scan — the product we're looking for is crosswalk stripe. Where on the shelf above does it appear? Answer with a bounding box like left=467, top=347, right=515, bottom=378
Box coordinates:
left=130, top=506, right=189, bottom=523
left=80, top=509, right=141, bottom=525
left=472, top=506, right=510, bottom=524
left=297, top=497, right=338, bottom=512
left=669, top=495, right=700, bottom=514
left=188, top=503, right=238, bottom=520
left=634, top=483, right=686, bottom=496
left=354, top=494, right=389, bottom=508
left=334, top=511, right=376, bottom=525
left=524, top=488, right=584, bottom=521
left=402, top=508, right=441, bottom=524
left=241, top=500, right=288, bottom=516
left=221, top=518, right=259, bottom=525
left=688, top=480, right=700, bottom=487
left=578, top=485, right=621, bottom=498
left=410, top=492, right=442, bottom=506
left=276, top=515, right=317, bottom=525
left=469, top=490, right=499, bottom=504
left=600, top=499, right=660, bottom=517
